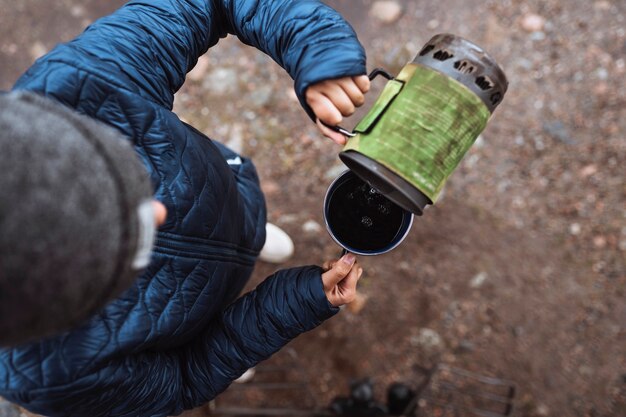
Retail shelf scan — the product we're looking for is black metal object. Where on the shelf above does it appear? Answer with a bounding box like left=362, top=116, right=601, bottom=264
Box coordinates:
left=329, top=379, right=388, bottom=417
left=413, top=34, right=508, bottom=113
left=338, top=150, right=432, bottom=214
left=387, top=383, right=416, bottom=416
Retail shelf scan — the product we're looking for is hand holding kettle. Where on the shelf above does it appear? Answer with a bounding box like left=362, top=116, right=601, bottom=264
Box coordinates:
left=306, top=75, right=371, bottom=145
left=318, top=34, right=509, bottom=256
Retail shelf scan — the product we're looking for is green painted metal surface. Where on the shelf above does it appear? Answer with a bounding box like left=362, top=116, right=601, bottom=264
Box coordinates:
left=343, top=64, right=490, bottom=202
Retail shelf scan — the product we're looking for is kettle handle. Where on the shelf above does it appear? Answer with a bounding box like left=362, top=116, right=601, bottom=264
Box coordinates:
left=320, top=68, right=394, bottom=138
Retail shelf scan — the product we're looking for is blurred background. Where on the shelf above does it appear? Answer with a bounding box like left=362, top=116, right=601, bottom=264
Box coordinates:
left=0, top=1, right=624, bottom=416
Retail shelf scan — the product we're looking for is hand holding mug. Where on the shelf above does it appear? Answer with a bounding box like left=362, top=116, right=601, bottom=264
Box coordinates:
left=321, top=253, right=363, bottom=307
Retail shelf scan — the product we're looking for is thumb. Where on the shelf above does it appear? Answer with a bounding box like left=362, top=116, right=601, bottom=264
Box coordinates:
left=322, top=253, right=356, bottom=290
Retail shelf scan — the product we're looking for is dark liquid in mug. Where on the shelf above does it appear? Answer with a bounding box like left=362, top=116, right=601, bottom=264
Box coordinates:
left=327, top=175, right=405, bottom=252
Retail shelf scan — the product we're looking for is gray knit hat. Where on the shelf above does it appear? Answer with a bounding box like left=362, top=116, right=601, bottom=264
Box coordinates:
left=0, top=92, right=155, bottom=346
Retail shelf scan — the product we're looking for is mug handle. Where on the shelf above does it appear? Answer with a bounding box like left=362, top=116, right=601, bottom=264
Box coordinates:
left=320, top=68, right=394, bottom=138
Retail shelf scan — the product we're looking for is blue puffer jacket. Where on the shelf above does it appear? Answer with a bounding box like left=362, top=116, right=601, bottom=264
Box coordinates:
left=0, top=1, right=365, bottom=416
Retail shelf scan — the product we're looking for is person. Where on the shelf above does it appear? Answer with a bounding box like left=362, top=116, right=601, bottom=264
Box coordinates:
left=0, top=0, right=369, bottom=416
left=0, top=91, right=170, bottom=346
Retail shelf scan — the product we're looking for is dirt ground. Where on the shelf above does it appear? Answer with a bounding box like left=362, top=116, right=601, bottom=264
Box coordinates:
left=0, top=1, right=624, bottom=416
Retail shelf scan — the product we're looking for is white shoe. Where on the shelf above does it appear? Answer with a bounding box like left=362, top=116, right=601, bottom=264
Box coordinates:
left=259, top=223, right=294, bottom=263
left=234, top=367, right=256, bottom=383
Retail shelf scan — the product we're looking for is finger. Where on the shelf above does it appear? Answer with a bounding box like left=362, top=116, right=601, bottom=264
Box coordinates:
left=321, top=253, right=356, bottom=290
left=337, top=78, right=366, bottom=107
left=322, top=84, right=356, bottom=117
left=353, top=75, right=371, bottom=93
left=152, top=200, right=168, bottom=226
left=306, top=89, right=343, bottom=125
left=339, top=261, right=362, bottom=293
left=311, top=81, right=356, bottom=117
left=315, top=118, right=347, bottom=145
left=334, top=262, right=361, bottom=304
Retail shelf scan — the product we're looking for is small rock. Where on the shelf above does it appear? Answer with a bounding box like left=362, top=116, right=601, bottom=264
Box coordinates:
left=278, top=214, right=299, bottom=224
left=30, top=41, right=47, bottom=60
left=592, top=261, right=606, bottom=273
left=512, top=196, right=525, bottom=209
left=261, top=180, right=280, bottom=196
left=426, top=19, right=439, bottom=30
left=521, top=13, right=546, bottom=32
left=593, top=81, right=610, bottom=97
left=497, top=179, right=511, bottom=193
left=569, top=223, right=582, bottom=236
left=302, top=220, right=323, bottom=234
left=70, top=5, right=86, bottom=17
left=529, top=31, right=546, bottom=42
left=579, top=164, right=598, bottom=178
left=370, top=1, right=403, bottom=24
left=536, top=404, right=550, bottom=416
left=410, top=328, right=442, bottom=351
left=250, top=85, right=273, bottom=108
left=516, top=58, right=533, bottom=70
left=579, top=365, right=593, bottom=377
left=421, top=264, right=436, bottom=276
left=243, top=110, right=257, bottom=121
left=543, top=121, right=575, bottom=145
left=457, top=339, right=475, bottom=353
left=187, top=55, right=210, bottom=81
left=595, top=67, right=609, bottom=80
left=2, top=43, right=18, bottom=55
left=594, top=1, right=611, bottom=11
left=204, top=68, right=239, bottom=95
left=470, top=272, right=488, bottom=288
left=593, top=235, right=607, bottom=248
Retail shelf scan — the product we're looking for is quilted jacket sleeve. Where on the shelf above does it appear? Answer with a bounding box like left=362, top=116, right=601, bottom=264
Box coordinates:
left=3, top=266, right=338, bottom=417
left=64, top=0, right=366, bottom=117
